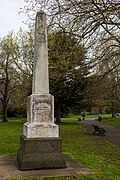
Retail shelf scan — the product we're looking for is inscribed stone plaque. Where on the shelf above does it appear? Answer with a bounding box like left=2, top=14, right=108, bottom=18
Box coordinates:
left=27, top=94, right=54, bottom=124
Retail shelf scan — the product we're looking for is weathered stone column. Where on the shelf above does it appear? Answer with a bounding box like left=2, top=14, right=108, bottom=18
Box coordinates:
left=17, top=11, right=66, bottom=170
left=32, top=11, right=49, bottom=94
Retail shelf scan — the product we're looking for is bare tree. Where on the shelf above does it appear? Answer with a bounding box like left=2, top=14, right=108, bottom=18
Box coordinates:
left=22, top=0, right=120, bottom=69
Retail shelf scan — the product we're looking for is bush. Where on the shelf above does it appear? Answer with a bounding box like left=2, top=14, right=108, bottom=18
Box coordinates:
left=7, top=107, right=26, bottom=118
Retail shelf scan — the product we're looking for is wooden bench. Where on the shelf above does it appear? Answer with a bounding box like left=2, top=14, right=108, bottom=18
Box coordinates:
left=91, top=124, right=106, bottom=136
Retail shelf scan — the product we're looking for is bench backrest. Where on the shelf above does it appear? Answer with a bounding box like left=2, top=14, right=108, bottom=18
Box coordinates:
left=92, top=125, right=100, bottom=131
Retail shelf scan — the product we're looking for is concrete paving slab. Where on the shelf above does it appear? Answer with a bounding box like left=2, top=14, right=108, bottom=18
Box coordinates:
left=0, top=155, right=91, bottom=179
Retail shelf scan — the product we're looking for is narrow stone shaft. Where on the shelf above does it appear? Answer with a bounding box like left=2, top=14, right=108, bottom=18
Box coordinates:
left=32, top=11, right=49, bottom=94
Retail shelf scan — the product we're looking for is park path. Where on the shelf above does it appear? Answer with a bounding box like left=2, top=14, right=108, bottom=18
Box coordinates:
left=80, top=118, right=120, bottom=148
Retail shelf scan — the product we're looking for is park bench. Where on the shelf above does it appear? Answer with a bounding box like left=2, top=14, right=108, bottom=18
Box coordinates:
left=91, top=124, right=106, bottom=136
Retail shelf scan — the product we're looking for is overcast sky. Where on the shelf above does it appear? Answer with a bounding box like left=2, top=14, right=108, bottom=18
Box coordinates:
left=0, top=0, right=28, bottom=38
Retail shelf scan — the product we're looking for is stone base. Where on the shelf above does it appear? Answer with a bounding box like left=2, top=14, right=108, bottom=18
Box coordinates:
left=17, top=136, right=66, bottom=170
left=23, top=122, right=59, bottom=138
left=25, top=94, right=59, bottom=138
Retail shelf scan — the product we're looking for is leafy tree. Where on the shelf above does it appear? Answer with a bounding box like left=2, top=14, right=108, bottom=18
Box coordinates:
left=48, top=31, right=88, bottom=123
left=0, top=28, right=88, bottom=123
left=85, top=71, right=120, bottom=116
left=7, top=28, right=34, bottom=118
left=0, top=33, right=20, bottom=122
left=16, top=27, right=34, bottom=76
left=97, top=58, right=120, bottom=117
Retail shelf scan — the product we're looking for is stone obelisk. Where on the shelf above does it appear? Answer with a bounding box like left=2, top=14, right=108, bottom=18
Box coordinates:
left=17, top=11, right=66, bottom=170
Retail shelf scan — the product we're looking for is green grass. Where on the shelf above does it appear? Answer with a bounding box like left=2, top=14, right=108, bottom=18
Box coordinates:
left=73, top=113, right=120, bottom=128
left=68, top=113, right=113, bottom=120
left=101, top=116, right=120, bottom=128
left=0, top=118, right=24, bottom=155
left=0, top=117, right=120, bottom=180
left=60, top=118, right=120, bottom=180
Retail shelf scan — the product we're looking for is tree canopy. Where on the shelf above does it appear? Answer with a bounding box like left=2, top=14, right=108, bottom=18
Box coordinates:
left=23, top=0, right=120, bottom=73
left=48, top=31, right=88, bottom=122
left=0, top=28, right=87, bottom=122
left=0, top=33, right=20, bottom=121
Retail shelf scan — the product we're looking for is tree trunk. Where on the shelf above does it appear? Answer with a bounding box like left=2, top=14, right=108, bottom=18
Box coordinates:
left=55, top=100, right=61, bottom=124
left=111, top=102, right=116, bottom=118
left=2, top=78, right=9, bottom=122
left=2, top=103, right=8, bottom=122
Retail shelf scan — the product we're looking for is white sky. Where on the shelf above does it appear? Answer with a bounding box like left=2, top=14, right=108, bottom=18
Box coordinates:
left=0, top=0, right=28, bottom=38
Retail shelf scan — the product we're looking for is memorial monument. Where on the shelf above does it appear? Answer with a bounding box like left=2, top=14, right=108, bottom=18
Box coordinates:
left=17, top=11, right=66, bottom=170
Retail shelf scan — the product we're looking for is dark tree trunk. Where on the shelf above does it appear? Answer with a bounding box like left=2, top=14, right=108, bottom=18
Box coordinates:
left=55, top=99, right=61, bottom=124
left=2, top=71, right=9, bottom=122
left=1, top=57, right=10, bottom=122
left=2, top=103, right=8, bottom=122
left=111, top=102, right=116, bottom=118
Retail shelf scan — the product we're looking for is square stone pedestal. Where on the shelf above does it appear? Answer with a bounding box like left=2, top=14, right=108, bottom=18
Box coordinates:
left=23, top=94, right=59, bottom=138
left=17, top=136, right=66, bottom=170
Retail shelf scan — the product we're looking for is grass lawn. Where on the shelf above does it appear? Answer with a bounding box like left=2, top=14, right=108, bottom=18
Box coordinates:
left=101, top=116, right=120, bottom=128
left=0, top=117, right=120, bottom=180
left=68, top=113, right=113, bottom=120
